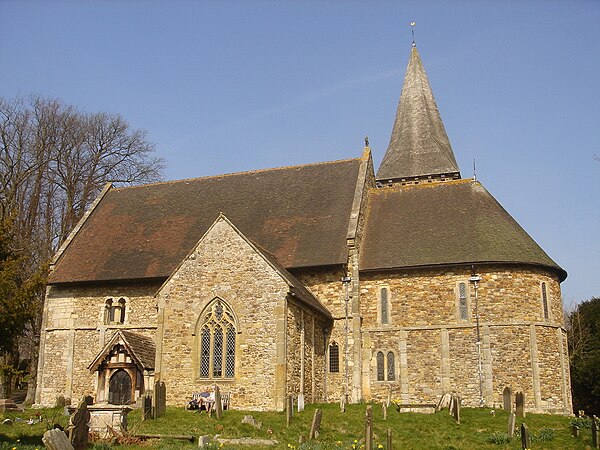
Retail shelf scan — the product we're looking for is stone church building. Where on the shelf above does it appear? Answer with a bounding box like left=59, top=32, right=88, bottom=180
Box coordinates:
left=35, top=45, right=572, bottom=414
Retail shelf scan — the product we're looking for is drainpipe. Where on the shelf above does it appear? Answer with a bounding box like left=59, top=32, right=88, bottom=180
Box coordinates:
left=470, top=267, right=484, bottom=407
left=342, top=275, right=352, bottom=404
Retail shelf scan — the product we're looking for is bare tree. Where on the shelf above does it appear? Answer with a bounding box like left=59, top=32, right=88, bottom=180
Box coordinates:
left=0, top=95, right=165, bottom=402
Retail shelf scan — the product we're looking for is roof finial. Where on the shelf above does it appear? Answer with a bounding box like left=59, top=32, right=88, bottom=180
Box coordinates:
left=411, top=21, right=416, bottom=47
left=364, top=136, right=369, bottom=147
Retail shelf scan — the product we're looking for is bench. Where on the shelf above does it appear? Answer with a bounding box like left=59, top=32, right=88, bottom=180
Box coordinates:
left=187, top=392, right=230, bottom=411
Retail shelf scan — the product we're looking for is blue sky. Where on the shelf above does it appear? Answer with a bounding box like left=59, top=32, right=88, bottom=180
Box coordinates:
left=1, top=0, right=598, bottom=306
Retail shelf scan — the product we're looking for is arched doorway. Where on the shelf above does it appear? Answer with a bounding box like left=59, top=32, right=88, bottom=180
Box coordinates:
left=108, top=369, right=132, bottom=405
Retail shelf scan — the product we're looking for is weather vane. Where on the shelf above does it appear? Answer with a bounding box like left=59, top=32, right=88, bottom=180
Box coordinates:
left=411, top=21, right=416, bottom=47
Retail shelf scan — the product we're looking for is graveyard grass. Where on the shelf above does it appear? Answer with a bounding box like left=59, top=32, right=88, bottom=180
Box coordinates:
left=0, top=403, right=594, bottom=449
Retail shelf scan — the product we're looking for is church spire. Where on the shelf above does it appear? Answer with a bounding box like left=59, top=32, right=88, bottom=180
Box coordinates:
left=376, top=46, right=461, bottom=185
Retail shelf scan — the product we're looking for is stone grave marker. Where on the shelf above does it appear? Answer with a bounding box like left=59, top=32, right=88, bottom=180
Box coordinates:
left=298, top=393, right=305, bottom=412
left=571, top=424, right=579, bottom=438
left=382, top=402, right=387, bottom=420
left=386, top=428, right=392, bottom=450
left=286, top=396, right=293, bottom=427
left=214, top=385, right=223, bottom=419
left=520, top=423, right=530, bottom=450
left=242, top=415, right=262, bottom=429
left=142, top=394, right=152, bottom=421
left=152, top=381, right=166, bottom=419
left=507, top=412, right=516, bottom=438
left=448, top=395, right=455, bottom=416
left=43, top=428, right=73, bottom=450
left=309, top=408, right=322, bottom=440
left=592, top=415, right=599, bottom=449
left=68, top=400, right=91, bottom=450
left=502, top=387, right=512, bottom=411
left=340, top=396, right=346, bottom=413
left=452, top=395, right=461, bottom=424
left=515, top=391, right=525, bottom=418
left=365, top=405, right=373, bottom=450
left=198, top=435, right=212, bottom=448
left=436, top=393, right=452, bottom=412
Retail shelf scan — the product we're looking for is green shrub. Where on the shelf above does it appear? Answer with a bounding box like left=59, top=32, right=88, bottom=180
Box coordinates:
left=485, top=431, right=512, bottom=444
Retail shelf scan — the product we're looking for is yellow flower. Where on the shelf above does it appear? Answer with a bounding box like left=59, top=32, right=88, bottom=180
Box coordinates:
left=378, top=445, right=384, bottom=449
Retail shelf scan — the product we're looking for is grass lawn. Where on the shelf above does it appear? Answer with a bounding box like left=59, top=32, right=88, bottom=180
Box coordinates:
left=0, top=403, right=593, bottom=449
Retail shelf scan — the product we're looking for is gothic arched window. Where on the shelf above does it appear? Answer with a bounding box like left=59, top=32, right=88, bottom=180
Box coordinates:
left=387, top=351, right=395, bottom=381
left=198, top=299, right=236, bottom=379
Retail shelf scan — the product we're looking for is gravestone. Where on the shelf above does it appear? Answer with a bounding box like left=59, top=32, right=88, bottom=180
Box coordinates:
left=286, top=396, right=293, bottom=427
left=436, top=393, right=452, bottom=412
left=214, top=385, right=223, bottom=419
left=365, top=405, right=373, bottom=450
left=502, top=387, right=512, bottom=411
left=571, top=424, right=579, bottom=438
left=152, top=381, right=166, bottom=419
left=386, top=428, right=392, bottom=450
left=142, top=394, right=152, bottom=421
left=242, top=415, right=262, bottom=429
left=520, top=423, right=530, bottom=449
left=298, top=393, right=305, bottom=413
left=448, top=395, right=455, bottom=416
left=340, top=396, right=346, bottom=413
left=68, top=400, right=91, bottom=450
left=309, top=409, right=322, bottom=440
left=592, top=415, right=599, bottom=449
left=452, top=395, right=461, bottom=424
left=507, top=412, right=516, bottom=438
left=198, top=435, right=212, bottom=448
left=515, top=391, right=525, bottom=418
left=382, top=402, right=387, bottom=420
left=43, top=428, right=73, bottom=450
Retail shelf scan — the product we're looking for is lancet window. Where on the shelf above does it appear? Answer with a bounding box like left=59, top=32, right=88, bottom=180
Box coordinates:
left=380, top=287, right=390, bottom=325
left=458, top=282, right=468, bottom=321
left=376, top=350, right=396, bottom=382
left=198, top=299, right=236, bottom=379
left=329, top=341, right=340, bottom=373
left=541, top=282, right=549, bottom=320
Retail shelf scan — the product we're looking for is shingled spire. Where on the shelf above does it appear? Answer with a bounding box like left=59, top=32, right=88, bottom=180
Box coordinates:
left=376, top=46, right=460, bottom=185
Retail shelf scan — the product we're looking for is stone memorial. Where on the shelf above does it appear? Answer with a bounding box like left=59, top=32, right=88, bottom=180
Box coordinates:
left=502, top=387, right=512, bottom=411
left=298, top=393, right=305, bottom=412
left=507, top=412, right=516, bottom=438
left=515, top=391, right=525, bottom=418
left=365, top=405, right=373, bottom=450
left=309, top=409, right=322, bottom=439
left=43, top=428, right=73, bottom=450
left=520, top=423, right=530, bottom=450
left=68, top=400, right=91, bottom=450
left=214, top=385, right=223, bottom=419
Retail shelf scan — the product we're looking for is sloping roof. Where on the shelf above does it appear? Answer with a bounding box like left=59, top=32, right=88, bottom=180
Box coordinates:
left=88, top=330, right=155, bottom=372
left=360, top=180, right=566, bottom=280
left=376, top=46, right=460, bottom=182
left=49, top=159, right=362, bottom=284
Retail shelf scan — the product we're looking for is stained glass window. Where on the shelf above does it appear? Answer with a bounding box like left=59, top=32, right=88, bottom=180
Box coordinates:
left=387, top=351, right=395, bottom=381
left=541, top=282, right=549, bottom=320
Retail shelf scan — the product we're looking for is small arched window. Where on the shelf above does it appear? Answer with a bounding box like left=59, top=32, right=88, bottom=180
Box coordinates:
left=329, top=341, right=340, bottom=373
left=458, top=282, right=468, bottom=321
left=380, top=287, right=390, bottom=325
left=198, top=299, right=236, bottom=379
left=541, top=282, right=549, bottom=320
left=387, top=351, right=395, bottom=381
left=376, top=351, right=385, bottom=381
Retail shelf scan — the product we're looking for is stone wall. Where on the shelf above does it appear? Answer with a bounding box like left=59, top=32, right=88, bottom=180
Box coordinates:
left=37, top=282, right=160, bottom=406
left=156, top=218, right=331, bottom=411
left=359, top=264, right=571, bottom=413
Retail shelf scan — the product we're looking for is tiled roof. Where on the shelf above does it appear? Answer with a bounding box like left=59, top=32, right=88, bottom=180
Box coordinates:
left=360, top=180, right=566, bottom=280
left=49, top=159, right=361, bottom=284
left=377, top=46, right=460, bottom=182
